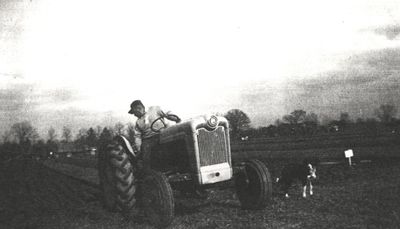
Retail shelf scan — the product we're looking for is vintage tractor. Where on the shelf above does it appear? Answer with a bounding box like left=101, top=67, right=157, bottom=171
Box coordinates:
left=98, top=114, right=272, bottom=228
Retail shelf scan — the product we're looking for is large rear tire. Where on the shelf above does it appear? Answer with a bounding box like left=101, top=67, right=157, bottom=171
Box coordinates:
left=140, top=169, right=174, bottom=228
left=98, top=146, right=117, bottom=210
left=235, top=159, right=272, bottom=210
left=98, top=142, right=137, bottom=212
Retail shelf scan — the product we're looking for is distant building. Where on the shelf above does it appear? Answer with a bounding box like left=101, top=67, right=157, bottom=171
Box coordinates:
left=57, top=142, right=85, bottom=157
left=88, top=147, right=97, bottom=156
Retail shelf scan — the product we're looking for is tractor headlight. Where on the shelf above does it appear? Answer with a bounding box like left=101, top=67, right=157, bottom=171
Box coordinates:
left=207, top=115, right=218, bottom=128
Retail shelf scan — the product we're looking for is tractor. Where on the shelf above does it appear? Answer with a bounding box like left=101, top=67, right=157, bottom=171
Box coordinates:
left=98, top=114, right=272, bottom=228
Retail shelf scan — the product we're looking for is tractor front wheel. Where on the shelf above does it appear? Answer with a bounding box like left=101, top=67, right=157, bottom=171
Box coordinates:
left=140, top=169, right=174, bottom=228
left=235, top=159, right=272, bottom=210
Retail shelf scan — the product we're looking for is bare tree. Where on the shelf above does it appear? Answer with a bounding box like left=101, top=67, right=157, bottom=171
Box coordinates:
left=114, top=122, right=125, bottom=136
left=75, top=128, right=88, bottom=146
left=304, top=112, right=319, bottom=135
left=10, top=121, right=39, bottom=153
left=10, top=121, right=39, bottom=144
left=76, top=128, right=88, bottom=140
left=304, top=112, right=319, bottom=124
left=224, top=109, right=251, bottom=138
left=62, top=126, right=73, bottom=143
left=96, top=125, right=103, bottom=137
left=375, top=104, right=397, bottom=123
left=283, top=110, right=307, bottom=124
left=86, top=128, right=98, bottom=147
left=99, top=127, right=113, bottom=142
left=2, top=130, right=13, bottom=143
left=340, top=112, right=351, bottom=124
left=98, top=127, right=114, bottom=151
left=47, top=127, right=57, bottom=142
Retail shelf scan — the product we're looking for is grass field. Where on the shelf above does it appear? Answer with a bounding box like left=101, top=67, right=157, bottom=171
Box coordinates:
left=1, top=155, right=399, bottom=229
left=1, top=133, right=400, bottom=228
left=231, top=132, right=400, bottom=161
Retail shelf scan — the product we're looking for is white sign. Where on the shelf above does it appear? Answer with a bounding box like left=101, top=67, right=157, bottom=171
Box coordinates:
left=344, top=149, right=353, bottom=158
left=344, top=149, right=354, bottom=166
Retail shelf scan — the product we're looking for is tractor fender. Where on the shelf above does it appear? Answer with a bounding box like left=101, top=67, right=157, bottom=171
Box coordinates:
left=114, top=135, right=137, bottom=158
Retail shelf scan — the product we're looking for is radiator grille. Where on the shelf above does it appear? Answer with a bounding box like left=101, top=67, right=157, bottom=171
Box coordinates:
left=197, top=126, right=228, bottom=166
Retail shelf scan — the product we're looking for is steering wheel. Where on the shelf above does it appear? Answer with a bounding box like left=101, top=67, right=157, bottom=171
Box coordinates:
left=150, top=114, right=181, bottom=133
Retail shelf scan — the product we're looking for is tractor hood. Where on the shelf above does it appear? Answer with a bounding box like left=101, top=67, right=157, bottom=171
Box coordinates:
left=159, top=115, right=229, bottom=143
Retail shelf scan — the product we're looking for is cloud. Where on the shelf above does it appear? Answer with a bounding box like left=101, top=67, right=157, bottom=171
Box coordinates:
left=292, top=47, right=400, bottom=90
left=198, top=48, right=400, bottom=126
left=0, top=82, right=89, bottom=137
left=283, top=48, right=400, bottom=120
left=346, top=47, right=400, bottom=71
left=373, top=24, right=400, bottom=40
left=36, top=87, right=85, bottom=109
left=0, top=83, right=37, bottom=137
left=234, top=82, right=286, bottom=126
left=0, top=72, right=23, bottom=79
left=0, top=83, right=35, bottom=112
left=0, top=79, right=134, bottom=139
left=0, top=83, right=84, bottom=112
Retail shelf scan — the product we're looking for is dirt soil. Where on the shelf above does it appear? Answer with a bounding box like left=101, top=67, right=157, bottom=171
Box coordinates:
left=0, top=158, right=399, bottom=229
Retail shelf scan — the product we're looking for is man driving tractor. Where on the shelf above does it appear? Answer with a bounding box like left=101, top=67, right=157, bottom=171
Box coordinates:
left=98, top=100, right=272, bottom=228
left=128, top=100, right=206, bottom=198
left=128, top=100, right=181, bottom=162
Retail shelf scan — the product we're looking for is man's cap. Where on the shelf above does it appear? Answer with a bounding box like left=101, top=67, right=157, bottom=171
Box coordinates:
left=128, top=100, right=144, bottom=114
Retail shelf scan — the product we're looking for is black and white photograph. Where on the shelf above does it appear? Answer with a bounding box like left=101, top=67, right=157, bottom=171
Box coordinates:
left=1, top=0, right=399, bottom=228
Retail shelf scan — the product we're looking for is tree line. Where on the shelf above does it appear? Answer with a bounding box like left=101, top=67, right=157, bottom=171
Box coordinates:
left=224, top=104, right=400, bottom=139
left=0, top=122, right=137, bottom=160
left=0, top=104, right=398, bottom=160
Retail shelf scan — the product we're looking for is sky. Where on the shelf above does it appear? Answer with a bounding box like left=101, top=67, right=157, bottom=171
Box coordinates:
left=1, top=0, right=400, bottom=138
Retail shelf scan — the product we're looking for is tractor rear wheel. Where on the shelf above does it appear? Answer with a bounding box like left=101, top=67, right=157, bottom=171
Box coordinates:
left=98, top=146, right=117, bottom=210
left=235, top=159, right=272, bottom=210
left=99, top=142, right=137, bottom=213
left=140, top=169, right=174, bottom=228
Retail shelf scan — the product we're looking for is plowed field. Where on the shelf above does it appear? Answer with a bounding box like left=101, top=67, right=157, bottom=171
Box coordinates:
left=1, top=157, right=399, bottom=228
